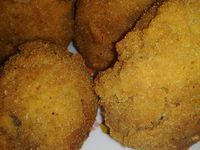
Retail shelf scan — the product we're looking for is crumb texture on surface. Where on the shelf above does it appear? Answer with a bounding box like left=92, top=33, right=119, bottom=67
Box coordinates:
left=75, top=0, right=157, bottom=70
left=0, top=41, right=97, bottom=150
left=95, top=0, right=200, bottom=149
left=0, top=0, right=75, bottom=63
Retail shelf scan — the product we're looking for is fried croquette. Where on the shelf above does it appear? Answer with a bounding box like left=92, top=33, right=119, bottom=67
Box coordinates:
left=0, top=0, right=75, bottom=63
left=0, top=41, right=97, bottom=150
left=74, top=0, right=157, bottom=70
left=95, top=0, right=200, bottom=149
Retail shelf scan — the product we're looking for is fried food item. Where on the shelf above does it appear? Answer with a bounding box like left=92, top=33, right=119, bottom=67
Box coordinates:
left=0, top=0, right=75, bottom=63
left=95, top=0, right=200, bottom=149
left=0, top=41, right=97, bottom=150
left=75, top=0, right=157, bottom=70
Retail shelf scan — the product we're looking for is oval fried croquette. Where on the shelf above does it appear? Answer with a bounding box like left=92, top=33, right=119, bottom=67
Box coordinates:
left=0, top=41, right=97, bottom=150
left=0, top=0, right=75, bottom=63
left=74, top=0, right=157, bottom=70
left=95, top=0, right=200, bottom=149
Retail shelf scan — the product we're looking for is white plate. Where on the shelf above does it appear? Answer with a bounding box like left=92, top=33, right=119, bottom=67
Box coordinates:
left=68, top=43, right=200, bottom=150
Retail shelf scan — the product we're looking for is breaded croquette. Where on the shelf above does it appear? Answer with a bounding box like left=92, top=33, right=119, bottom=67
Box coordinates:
left=0, top=0, right=75, bottom=63
left=75, top=0, right=156, bottom=70
left=0, top=41, right=97, bottom=150
left=95, top=0, right=200, bottom=149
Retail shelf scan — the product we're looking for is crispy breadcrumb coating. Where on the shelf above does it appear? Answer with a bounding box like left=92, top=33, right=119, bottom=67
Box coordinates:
left=0, top=41, right=97, bottom=150
left=95, top=0, right=200, bottom=149
left=0, top=0, right=75, bottom=63
left=75, top=0, right=156, bottom=70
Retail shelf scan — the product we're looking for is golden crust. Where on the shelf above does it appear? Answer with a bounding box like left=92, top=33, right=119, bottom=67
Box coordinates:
left=0, top=41, right=97, bottom=150
left=0, top=0, right=75, bottom=63
left=74, top=0, right=156, bottom=70
left=95, top=0, right=200, bottom=149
